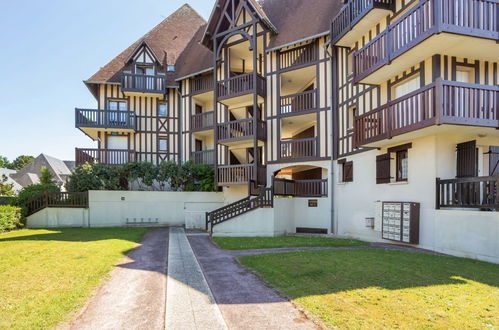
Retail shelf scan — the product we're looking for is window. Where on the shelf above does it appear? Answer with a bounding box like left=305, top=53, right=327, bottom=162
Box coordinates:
left=348, top=106, right=356, bottom=132
left=158, top=102, right=168, bottom=117
left=108, top=100, right=127, bottom=111
left=167, top=65, right=175, bottom=72
left=456, top=66, right=475, bottom=83
left=136, top=66, right=154, bottom=75
left=396, top=150, right=408, bottom=182
left=376, top=154, right=391, bottom=184
left=158, top=138, right=168, bottom=152
left=456, top=140, right=478, bottom=178
left=347, top=52, right=354, bottom=77
left=342, top=161, right=353, bottom=182
left=393, top=76, right=420, bottom=99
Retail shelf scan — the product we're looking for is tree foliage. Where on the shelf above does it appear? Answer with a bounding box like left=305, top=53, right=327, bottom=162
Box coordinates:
left=14, top=184, right=60, bottom=206
left=39, top=167, right=56, bottom=185
left=0, top=175, right=15, bottom=197
left=66, top=161, right=216, bottom=193
left=9, top=155, right=35, bottom=170
left=0, top=156, right=9, bottom=169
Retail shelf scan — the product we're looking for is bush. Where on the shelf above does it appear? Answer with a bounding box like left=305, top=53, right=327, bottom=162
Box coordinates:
left=0, top=206, right=24, bottom=232
left=14, top=184, right=60, bottom=206
left=66, top=163, right=122, bottom=192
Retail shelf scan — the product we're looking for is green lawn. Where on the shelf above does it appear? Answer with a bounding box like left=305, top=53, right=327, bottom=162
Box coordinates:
left=212, top=236, right=367, bottom=250
left=0, top=228, right=147, bottom=330
left=240, top=249, right=499, bottom=329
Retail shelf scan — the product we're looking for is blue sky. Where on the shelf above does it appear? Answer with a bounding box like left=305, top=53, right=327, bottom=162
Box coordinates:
left=0, top=0, right=213, bottom=161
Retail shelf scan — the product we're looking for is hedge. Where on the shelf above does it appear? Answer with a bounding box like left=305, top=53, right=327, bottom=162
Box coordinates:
left=0, top=206, right=24, bottom=233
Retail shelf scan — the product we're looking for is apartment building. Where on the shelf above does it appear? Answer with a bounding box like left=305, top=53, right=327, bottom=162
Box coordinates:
left=74, top=0, right=498, bottom=259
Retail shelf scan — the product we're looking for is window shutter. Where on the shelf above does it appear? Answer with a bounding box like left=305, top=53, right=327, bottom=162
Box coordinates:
left=343, top=161, right=353, bottom=182
left=376, top=154, right=391, bottom=184
left=489, top=146, right=499, bottom=176
left=456, top=141, right=477, bottom=178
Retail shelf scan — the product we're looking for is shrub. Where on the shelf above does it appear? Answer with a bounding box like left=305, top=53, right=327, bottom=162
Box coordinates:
left=14, top=184, right=60, bottom=206
left=0, top=206, right=24, bottom=232
left=39, top=167, right=56, bottom=185
left=66, top=163, right=122, bottom=192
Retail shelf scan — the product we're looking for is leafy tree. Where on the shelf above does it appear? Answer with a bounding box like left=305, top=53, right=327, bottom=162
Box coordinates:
left=0, top=156, right=10, bottom=169
left=0, top=175, right=15, bottom=197
left=9, top=155, right=35, bottom=170
left=39, top=167, right=56, bottom=185
left=14, top=184, right=60, bottom=206
left=123, top=162, right=158, bottom=190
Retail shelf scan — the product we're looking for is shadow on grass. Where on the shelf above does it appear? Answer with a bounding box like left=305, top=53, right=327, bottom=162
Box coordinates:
left=0, top=228, right=148, bottom=243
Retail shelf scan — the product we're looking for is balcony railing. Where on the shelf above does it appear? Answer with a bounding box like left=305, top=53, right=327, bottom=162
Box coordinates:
left=279, top=43, right=317, bottom=70
left=191, top=150, right=215, bottom=166
left=280, top=90, right=317, bottom=115
left=218, top=164, right=255, bottom=185
left=217, top=73, right=266, bottom=100
left=75, top=109, right=136, bottom=130
left=191, top=111, right=215, bottom=131
left=280, top=137, right=317, bottom=160
left=331, top=0, right=394, bottom=45
left=353, top=0, right=498, bottom=82
left=75, top=148, right=135, bottom=166
left=121, top=73, right=166, bottom=93
left=191, top=75, right=214, bottom=94
left=217, top=118, right=266, bottom=142
left=273, top=178, right=328, bottom=197
left=436, top=176, right=498, bottom=209
left=354, top=80, right=499, bottom=147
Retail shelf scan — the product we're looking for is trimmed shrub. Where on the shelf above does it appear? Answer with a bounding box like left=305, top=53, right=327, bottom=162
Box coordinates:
left=0, top=206, right=24, bottom=232
left=14, top=184, right=60, bottom=206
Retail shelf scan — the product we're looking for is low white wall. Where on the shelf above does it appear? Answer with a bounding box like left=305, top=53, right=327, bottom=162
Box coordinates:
left=212, top=208, right=278, bottom=237
left=27, top=208, right=89, bottom=228
left=27, top=191, right=225, bottom=229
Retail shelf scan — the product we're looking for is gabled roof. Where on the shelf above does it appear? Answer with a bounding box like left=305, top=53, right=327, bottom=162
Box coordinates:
left=176, top=24, right=214, bottom=80
left=85, top=4, right=206, bottom=85
left=201, top=0, right=278, bottom=48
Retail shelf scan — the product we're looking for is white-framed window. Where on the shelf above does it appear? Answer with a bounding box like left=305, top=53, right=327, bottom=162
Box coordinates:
left=158, top=138, right=168, bottom=152
left=158, top=102, right=168, bottom=117
left=347, top=106, right=356, bottom=132
left=167, top=65, right=175, bottom=72
left=393, top=75, right=420, bottom=99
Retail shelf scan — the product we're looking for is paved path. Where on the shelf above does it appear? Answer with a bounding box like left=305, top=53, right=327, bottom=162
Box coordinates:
left=166, top=228, right=227, bottom=330
left=64, top=228, right=169, bottom=330
left=188, top=235, right=320, bottom=330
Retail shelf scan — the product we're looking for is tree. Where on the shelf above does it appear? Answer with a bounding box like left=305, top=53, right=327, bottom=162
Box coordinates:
left=0, top=156, right=9, bottom=169
left=0, top=175, right=15, bottom=197
left=9, top=155, right=35, bottom=170
left=39, top=167, right=56, bottom=185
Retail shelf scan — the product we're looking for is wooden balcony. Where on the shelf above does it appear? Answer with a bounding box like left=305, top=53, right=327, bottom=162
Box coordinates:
left=75, top=109, right=136, bottom=136
left=331, top=0, right=394, bottom=47
left=191, top=75, right=214, bottom=95
left=217, top=118, right=267, bottom=146
left=191, top=150, right=215, bottom=166
left=280, top=90, right=317, bottom=116
left=273, top=178, right=328, bottom=197
left=216, top=73, right=266, bottom=106
left=191, top=111, right=215, bottom=131
left=75, top=148, right=135, bottom=166
left=217, top=164, right=261, bottom=186
left=280, top=138, right=318, bottom=161
left=354, top=80, right=499, bottom=148
left=353, top=0, right=498, bottom=84
left=121, top=73, right=166, bottom=94
left=436, top=176, right=498, bottom=210
left=278, top=43, right=318, bottom=71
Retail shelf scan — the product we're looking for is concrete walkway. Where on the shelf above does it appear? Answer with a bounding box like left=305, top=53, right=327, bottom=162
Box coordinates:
left=166, top=228, right=227, bottom=330
left=64, top=228, right=169, bottom=330
left=188, top=235, right=320, bottom=330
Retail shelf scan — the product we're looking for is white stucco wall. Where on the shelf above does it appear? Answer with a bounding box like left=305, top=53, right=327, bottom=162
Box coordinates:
left=27, top=208, right=89, bottom=228
left=334, top=133, right=499, bottom=264
left=212, top=208, right=277, bottom=237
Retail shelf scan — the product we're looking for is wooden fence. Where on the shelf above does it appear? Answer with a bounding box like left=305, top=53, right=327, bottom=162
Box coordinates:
left=25, top=192, right=89, bottom=216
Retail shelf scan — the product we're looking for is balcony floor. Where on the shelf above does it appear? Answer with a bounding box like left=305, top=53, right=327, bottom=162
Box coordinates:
left=359, top=33, right=498, bottom=85
left=336, top=8, right=392, bottom=47
left=362, top=124, right=499, bottom=149
left=218, top=94, right=265, bottom=108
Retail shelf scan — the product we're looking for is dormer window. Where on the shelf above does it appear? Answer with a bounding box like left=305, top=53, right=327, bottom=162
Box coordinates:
left=136, top=65, right=154, bottom=76
left=167, top=65, right=175, bottom=72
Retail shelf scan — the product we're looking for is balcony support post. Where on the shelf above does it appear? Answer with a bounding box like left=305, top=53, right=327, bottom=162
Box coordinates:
left=434, top=78, right=443, bottom=125
left=433, top=0, right=442, bottom=33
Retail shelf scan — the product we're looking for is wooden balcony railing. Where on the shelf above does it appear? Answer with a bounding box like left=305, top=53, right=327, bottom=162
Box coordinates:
left=24, top=192, right=89, bottom=216
left=280, top=90, right=317, bottom=115
left=75, top=109, right=136, bottom=130
left=75, top=148, right=135, bottom=166
left=280, top=137, right=317, bottom=160
left=191, top=75, right=214, bottom=94
left=191, top=111, right=215, bottom=131
left=218, top=164, right=254, bottom=185
left=436, top=176, right=498, bottom=209
left=273, top=178, right=328, bottom=197
left=121, top=73, right=166, bottom=93
left=217, top=73, right=266, bottom=100
left=191, top=150, right=215, bottom=166
left=353, top=0, right=498, bottom=82
left=279, top=43, right=317, bottom=70
left=331, top=0, right=394, bottom=45
left=354, top=80, right=499, bottom=147
left=217, top=118, right=266, bottom=142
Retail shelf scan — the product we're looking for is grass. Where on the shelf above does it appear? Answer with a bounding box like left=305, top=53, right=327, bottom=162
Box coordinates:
left=240, top=249, right=499, bottom=329
left=212, top=236, right=367, bottom=250
left=0, top=228, right=147, bottom=330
